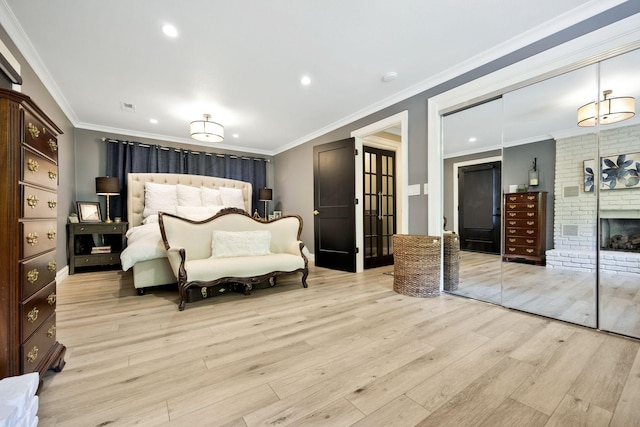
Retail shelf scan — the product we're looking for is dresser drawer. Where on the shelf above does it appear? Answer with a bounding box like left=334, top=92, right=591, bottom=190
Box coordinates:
left=23, top=110, right=58, bottom=162
left=20, top=220, right=57, bottom=259
left=505, top=236, right=537, bottom=247
left=505, top=202, right=538, bottom=211
left=505, top=193, right=539, bottom=203
left=21, top=314, right=57, bottom=374
left=505, top=210, right=538, bottom=219
left=72, top=222, right=128, bottom=235
left=21, top=147, right=58, bottom=190
left=21, top=281, right=56, bottom=341
left=505, top=245, right=539, bottom=257
left=505, top=219, right=538, bottom=228
left=20, top=250, right=56, bottom=299
left=73, top=253, right=121, bottom=268
left=505, top=227, right=537, bottom=237
left=21, top=184, right=57, bottom=219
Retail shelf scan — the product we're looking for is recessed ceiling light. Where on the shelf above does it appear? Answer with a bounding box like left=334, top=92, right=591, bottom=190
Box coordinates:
left=468, top=137, right=477, bottom=142
left=301, top=76, right=311, bottom=86
left=162, top=24, right=178, bottom=38
left=149, top=119, right=158, bottom=124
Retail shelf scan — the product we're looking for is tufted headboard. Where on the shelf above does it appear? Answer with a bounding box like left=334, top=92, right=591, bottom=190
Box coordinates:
left=127, top=173, right=253, bottom=228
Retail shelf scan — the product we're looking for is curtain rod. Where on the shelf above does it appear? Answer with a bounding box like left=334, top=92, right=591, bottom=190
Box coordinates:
left=101, top=137, right=270, bottom=162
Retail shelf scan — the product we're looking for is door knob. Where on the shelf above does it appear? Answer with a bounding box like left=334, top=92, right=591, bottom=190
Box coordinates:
left=313, top=209, right=319, bottom=216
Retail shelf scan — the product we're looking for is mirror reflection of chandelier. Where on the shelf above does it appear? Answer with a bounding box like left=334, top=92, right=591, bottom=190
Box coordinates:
left=577, top=89, right=635, bottom=127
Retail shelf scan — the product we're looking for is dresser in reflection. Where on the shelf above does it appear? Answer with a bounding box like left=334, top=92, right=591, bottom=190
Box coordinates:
left=503, top=191, right=547, bottom=266
left=0, top=88, right=66, bottom=381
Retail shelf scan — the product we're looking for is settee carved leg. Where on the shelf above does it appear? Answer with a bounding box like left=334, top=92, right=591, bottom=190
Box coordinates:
left=178, top=300, right=186, bottom=311
left=243, top=284, right=251, bottom=296
left=301, top=269, right=309, bottom=288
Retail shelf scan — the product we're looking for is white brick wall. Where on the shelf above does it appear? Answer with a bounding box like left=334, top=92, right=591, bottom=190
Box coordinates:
left=547, top=124, right=640, bottom=274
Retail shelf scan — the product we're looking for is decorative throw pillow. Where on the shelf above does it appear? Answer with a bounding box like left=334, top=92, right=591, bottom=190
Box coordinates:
left=177, top=184, right=202, bottom=207
left=176, top=205, right=224, bottom=221
left=219, top=187, right=246, bottom=210
left=201, top=187, right=223, bottom=206
left=143, top=182, right=178, bottom=218
left=211, top=230, right=272, bottom=258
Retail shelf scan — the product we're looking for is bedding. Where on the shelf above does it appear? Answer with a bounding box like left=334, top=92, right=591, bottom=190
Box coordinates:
left=123, top=173, right=253, bottom=292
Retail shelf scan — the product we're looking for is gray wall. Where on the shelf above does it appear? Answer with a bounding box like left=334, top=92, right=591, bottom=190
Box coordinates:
left=0, top=26, right=75, bottom=271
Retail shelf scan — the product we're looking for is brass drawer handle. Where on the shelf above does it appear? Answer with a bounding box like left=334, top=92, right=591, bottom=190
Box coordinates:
left=27, top=194, right=39, bottom=208
left=28, top=158, right=39, bottom=172
left=27, top=122, right=40, bottom=138
left=508, top=247, right=516, bottom=252
left=527, top=212, right=535, bottom=217
left=48, top=199, right=57, bottom=209
left=48, top=230, right=56, bottom=240
left=49, top=170, right=57, bottom=180
left=509, top=196, right=516, bottom=201
left=509, top=213, right=516, bottom=217
left=527, top=204, right=535, bottom=209
left=27, top=346, right=39, bottom=363
left=509, top=229, right=516, bottom=234
left=48, top=139, right=58, bottom=152
left=526, top=249, right=534, bottom=253
left=27, top=269, right=39, bottom=284
left=508, top=238, right=516, bottom=243
left=47, top=325, right=56, bottom=338
left=509, top=221, right=516, bottom=225
left=27, top=307, right=39, bottom=323
left=527, top=239, right=534, bottom=244
left=527, top=230, right=535, bottom=235
left=26, top=232, right=38, bottom=245
left=527, top=195, right=535, bottom=200
left=47, top=292, right=57, bottom=305
left=508, top=204, right=516, bottom=209
left=527, top=221, right=535, bottom=226
left=48, top=260, right=57, bottom=271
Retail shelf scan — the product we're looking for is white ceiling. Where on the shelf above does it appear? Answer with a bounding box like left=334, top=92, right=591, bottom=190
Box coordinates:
left=0, top=0, right=626, bottom=155
left=443, top=45, right=640, bottom=158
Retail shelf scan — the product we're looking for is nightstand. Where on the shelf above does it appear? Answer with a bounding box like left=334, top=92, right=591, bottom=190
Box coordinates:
left=67, top=222, right=128, bottom=274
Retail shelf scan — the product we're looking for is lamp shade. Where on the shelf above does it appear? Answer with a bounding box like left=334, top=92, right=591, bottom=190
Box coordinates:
left=190, top=114, right=224, bottom=142
left=259, top=188, right=273, bottom=201
left=95, top=177, right=119, bottom=195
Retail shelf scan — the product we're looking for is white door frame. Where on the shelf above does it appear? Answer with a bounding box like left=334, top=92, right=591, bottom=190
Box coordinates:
left=352, top=110, right=409, bottom=273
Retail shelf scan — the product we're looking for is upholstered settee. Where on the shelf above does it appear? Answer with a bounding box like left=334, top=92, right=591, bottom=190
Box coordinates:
left=159, top=208, right=309, bottom=310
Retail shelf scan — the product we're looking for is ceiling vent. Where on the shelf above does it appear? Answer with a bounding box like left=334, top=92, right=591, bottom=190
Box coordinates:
left=120, top=102, right=136, bottom=112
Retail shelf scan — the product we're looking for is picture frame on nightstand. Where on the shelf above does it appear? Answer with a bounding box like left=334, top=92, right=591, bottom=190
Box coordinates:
left=76, top=201, right=102, bottom=222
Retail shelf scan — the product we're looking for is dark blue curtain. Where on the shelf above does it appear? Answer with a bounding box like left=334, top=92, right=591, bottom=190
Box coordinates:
left=105, top=139, right=268, bottom=221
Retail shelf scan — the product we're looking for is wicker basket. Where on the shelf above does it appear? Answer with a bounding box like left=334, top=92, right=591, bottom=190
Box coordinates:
left=393, top=234, right=441, bottom=297
left=443, top=233, right=460, bottom=291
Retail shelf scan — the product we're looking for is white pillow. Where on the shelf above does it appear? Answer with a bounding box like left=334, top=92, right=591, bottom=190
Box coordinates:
left=177, top=184, right=202, bottom=207
left=201, top=187, right=223, bottom=206
left=143, top=182, right=178, bottom=218
left=219, top=187, right=245, bottom=210
left=211, top=230, right=271, bottom=258
left=176, top=205, right=224, bottom=221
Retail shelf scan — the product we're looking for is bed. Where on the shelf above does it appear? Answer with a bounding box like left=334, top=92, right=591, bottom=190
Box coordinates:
left=121, top=173, right=252, bottom=294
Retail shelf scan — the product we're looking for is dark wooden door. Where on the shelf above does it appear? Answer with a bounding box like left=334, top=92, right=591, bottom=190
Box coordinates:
left=458, top=161, right=501, bottom=254
left=364, top=146, right=396, bottom=268
left=313, top=138, right=356, bottom=272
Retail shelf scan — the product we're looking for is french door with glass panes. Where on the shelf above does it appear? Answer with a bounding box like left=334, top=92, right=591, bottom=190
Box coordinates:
left=363, top=146, right=396, bottom=268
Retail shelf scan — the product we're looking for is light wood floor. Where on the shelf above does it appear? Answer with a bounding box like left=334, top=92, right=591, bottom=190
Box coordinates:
left=39, top=264, right=640, bottom=426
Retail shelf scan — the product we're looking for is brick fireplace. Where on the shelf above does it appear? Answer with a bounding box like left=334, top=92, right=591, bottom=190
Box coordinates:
left=545, top=125, right=640, bottom=275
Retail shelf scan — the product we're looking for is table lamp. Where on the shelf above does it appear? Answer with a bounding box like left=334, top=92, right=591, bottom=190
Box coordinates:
left=259, top=188, right=272, bottom=218
left=95, top=176, right=119, bottom=223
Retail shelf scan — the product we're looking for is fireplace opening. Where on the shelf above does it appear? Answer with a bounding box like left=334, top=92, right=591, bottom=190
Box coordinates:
left=601, top=218, right=640, bottom=252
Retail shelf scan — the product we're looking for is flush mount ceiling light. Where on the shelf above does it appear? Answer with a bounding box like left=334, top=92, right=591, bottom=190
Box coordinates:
left=190, top=114, right=224, bottom=142
left=577, top=89, right=635, bottom=127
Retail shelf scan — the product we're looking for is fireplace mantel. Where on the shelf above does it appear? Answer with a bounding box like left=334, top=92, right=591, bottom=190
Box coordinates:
left=600, top=210, right=640, bottom=219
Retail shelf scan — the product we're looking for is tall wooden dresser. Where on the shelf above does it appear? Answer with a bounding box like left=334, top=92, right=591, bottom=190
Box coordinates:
left=503, top=191, right=547, bottom=265
left=0, top=88, right=66, bottom=381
